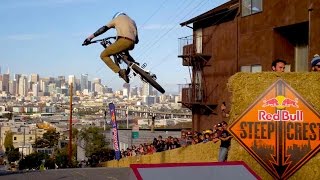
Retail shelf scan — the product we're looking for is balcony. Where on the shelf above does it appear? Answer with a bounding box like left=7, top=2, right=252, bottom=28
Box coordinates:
left=178, top=35, right=211, bottom=66
left=179, top=84, right=217, bottom=115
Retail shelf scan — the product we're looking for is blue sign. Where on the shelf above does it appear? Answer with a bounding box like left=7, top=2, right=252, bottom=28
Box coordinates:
left=109, top=103, right=121, bottom=160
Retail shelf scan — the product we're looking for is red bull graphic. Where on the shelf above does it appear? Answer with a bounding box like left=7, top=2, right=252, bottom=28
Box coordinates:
left=262, top=96, right=299, bottom=109
left=109, top=103, right=121, bottom=160
left=229, top=79, right=320, bottom=179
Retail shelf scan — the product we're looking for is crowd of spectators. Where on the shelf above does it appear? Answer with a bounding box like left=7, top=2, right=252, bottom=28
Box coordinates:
left=120, top=135, right=181, bottom=158
left=120, top=121, right=232, bottom=162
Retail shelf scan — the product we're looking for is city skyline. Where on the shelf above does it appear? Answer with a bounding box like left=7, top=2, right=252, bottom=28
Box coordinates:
left=0, top=71, right=176, bottom=98
left=0, top=70, right=170, bottom=94
left=0, top=0, right=228, bottom=93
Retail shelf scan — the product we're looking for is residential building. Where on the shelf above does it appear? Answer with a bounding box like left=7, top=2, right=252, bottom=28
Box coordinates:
left=178, top=0, right=320, bottom=131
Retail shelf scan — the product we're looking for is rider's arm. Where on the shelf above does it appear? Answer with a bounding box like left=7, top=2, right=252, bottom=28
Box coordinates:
left=86, top=25, right=110, bottom=40
left=93, top=26, right=110, bottom=37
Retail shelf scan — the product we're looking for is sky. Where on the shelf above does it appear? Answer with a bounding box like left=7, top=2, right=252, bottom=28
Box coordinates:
left=0, top=0, right=228, bottom=93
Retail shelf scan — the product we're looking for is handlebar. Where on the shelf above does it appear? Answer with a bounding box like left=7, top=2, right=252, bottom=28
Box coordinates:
left=82, top=36, right=116, bottom=46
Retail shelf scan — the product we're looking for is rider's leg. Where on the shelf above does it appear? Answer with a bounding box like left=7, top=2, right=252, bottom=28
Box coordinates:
left=100, top=38, right=134, bottom=73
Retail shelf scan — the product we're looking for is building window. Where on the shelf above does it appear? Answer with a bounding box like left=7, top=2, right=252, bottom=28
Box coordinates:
left=240, top=65, right=262, bottom=72
left=195, top=29, right=203, bottom=53
left=251, top=65, right=262, bottom=72
left=242, top=0, right=263, bottom=16
left=285, top=64, right=291, bottom=72
left=14, top=137, right=17, bottom=140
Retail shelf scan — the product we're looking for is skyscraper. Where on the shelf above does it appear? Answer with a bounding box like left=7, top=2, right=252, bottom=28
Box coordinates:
left=93, top=78, right=101, bottom=84
left=30, top=74, right=39, bottom=83
left=142, top=82, right=153, bottom=96
left=123, top=83, right=130, bottom=98
left=57, top=76, right=66, bottom=88
left=81, top=74, right=88, bottom=91
left=40, top=79, right=48, bottom=93
left=32, top=83, right=39, bottom=97
left=88, top=80, right=92, bottom=92
left=48, top=83, right=56, bottom=94
left=131, top=86, right=138, bottom=97
left=14, top=74, right=21, bottom=95
left=2, top=74, right=9, bottom=93
left=9, top=80, right=16, bottom=95
left=18, top=76, right=28, bottom=97
left=68, top=75, right=76, bottom=93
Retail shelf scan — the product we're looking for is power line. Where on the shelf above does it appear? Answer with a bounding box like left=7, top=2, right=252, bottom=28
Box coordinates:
left=134, top=0, right=190, bottom=55
left=137, top=0, right=209, bottom=66
left=139, top=0, right=169, bottom=28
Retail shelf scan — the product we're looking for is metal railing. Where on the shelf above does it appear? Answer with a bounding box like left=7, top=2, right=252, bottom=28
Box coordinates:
left=178, top=34, right=209, bottom=56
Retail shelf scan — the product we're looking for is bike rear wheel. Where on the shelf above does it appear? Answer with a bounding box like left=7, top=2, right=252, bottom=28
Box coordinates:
left=131, top=64, right=165, bottom=94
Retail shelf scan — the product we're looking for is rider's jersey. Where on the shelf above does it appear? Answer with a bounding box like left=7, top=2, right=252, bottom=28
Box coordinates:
left=106, top=15, right=138, bottom=43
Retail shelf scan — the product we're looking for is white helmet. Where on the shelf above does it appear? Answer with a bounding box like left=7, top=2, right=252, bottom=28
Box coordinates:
left=113, top=12, right=126, bottom=19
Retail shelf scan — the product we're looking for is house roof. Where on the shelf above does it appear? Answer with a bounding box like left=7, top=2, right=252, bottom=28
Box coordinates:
left=180, top=0, right=239, bottom=27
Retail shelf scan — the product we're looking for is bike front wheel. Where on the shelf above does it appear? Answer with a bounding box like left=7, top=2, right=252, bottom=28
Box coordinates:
left=131, top=64, right=165, bottom=94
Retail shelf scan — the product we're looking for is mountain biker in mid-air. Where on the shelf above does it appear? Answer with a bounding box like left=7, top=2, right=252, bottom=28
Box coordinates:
left=83, top=12, right=139, bottom=83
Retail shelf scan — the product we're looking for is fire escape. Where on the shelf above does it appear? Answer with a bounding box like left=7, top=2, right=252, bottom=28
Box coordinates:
left=178, top=35, right=217, bottom=115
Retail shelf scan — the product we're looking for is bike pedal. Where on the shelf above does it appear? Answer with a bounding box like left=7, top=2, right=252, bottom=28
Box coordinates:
left=141, top=63, right=147, bottom=69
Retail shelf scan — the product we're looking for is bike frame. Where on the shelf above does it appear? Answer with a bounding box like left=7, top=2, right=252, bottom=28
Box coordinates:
left=84, top=36, right=165, bottom=94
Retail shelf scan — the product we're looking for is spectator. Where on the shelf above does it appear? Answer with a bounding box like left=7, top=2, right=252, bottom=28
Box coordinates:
left=203, top=133, right=211, bottom=143
left=152, top=138, right=158, bottom=147
left=186, top=132, right=193, bottom=145
left=198, top=134, right=205, bottom=143
left=179, top=133, right=188, bottom=147
left=212, top=131, right=220, bottom=143
left=146, top=145, right=154, bottom=155
left=218, top=121, right=233, bottom=162
left=164, top=137, right=172, bottom=150
left=272, top=59, right=287, bottom=72
left=150, top=144, right=157, bottom=153
left=172, top=138, right=181, bottom=149
left=216, top=123, right=223, bottom=137
left=311, top=54, right=320, bottom=72
left=221, top=102, right=230, bottom=118
left=138, top=144, right=145, bottom=155
left=156, top=135, right=165, bottom=152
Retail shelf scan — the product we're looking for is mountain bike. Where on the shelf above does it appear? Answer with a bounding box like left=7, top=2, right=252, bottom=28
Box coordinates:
left=83, top=36, right=165, bottom=94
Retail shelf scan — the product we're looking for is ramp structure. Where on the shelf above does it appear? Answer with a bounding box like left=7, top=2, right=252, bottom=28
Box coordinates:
left=130, top=161, right=261, bottom=180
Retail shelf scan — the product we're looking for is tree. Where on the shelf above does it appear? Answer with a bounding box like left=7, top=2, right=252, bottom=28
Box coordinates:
left=42, top=129, right=60, bottom=147
left=33, top=128, right=60, bottom=148
left=55, top=148, right=68, bottom=168
left=7, top=148, right=20, bottom=163
left=34, top=138, right=50, bottom=148
left=4, top=131, right=14, bottom=151
left=72, top=128, right=79, bottom=139
left=18, top=152, right=48, bottom=170
left=55, top=144, right=78, bottom=168
left=79, top=127, right=108, bottom=158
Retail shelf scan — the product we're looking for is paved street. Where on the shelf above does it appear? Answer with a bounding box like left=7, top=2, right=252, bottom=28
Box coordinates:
left=0, top=167, right=135, bottom=180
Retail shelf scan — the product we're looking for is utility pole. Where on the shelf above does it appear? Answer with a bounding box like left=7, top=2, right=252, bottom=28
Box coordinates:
left=35, top=127, right=37, bottom=153
left=68, top=83, right=73, bottom=165
left=126, top=106, right=129, bottom=129
left=22, top=127, right=25, bottom=159
left=104, top=109, right=107, bottom=131
left=151, top=115, right=155, bottom=133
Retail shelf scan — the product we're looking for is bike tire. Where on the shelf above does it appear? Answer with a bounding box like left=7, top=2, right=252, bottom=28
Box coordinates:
left=131, top=64, right=165, bottom=94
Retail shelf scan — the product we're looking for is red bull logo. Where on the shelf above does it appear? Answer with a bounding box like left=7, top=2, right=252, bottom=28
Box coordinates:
left=262, top=96, right=299, bottom=109
left=258, top=110, right=304, bottom=121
